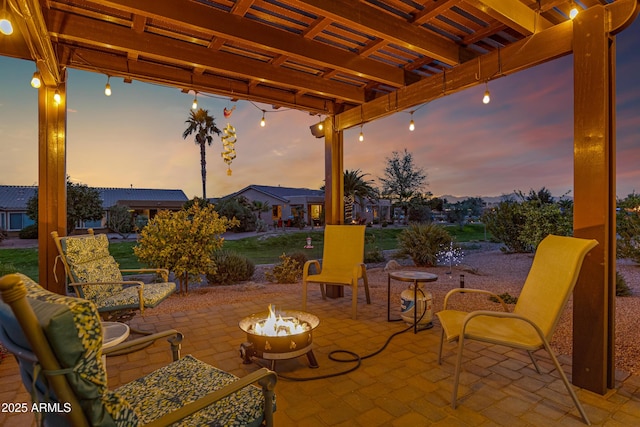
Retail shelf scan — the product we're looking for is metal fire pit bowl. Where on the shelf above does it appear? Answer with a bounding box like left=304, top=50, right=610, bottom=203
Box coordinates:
left=239, top=309, right=320, bottom=370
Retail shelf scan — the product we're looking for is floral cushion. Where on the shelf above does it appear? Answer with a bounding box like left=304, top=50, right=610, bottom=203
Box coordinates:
left=61, top=234, right=124, bottom=302
left=95, top=282, right=177, bottom=312
left=116, top=355, right=269, bottom=427
left=0, top=274, right=139, bottom=426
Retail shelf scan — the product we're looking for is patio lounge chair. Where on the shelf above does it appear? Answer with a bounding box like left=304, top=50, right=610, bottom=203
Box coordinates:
left=302, top=224, right=370, bottom=320
left=436, top=234, right=597, bottom=425
left=0, top=273, right=277, bottom=427
left=51, top=230, right=176, bottom=322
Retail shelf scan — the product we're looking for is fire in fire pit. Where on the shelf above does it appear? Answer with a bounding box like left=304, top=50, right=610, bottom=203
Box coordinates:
left=239, top=305, right=319, bottom=370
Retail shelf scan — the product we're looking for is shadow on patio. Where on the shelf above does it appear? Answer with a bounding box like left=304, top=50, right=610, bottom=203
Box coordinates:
left=2, top=276, right=640, bottom=426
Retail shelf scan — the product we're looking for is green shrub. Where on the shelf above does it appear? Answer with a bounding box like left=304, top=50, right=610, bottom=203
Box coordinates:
left=287, top=251, right=308, bottom=269
left=265, top=253, right=302, bottom=283
left=395, top=223, right=452, bottom=267
left=617, top=192, right=640, bottom=263
left=364, top=247, right=385, bottom=263
left=19, top=224, right=38, bottom=239
left=207, top=250, right=255, bottom=285
left=489, top=292, right=519, bottom=304
left=616, top=271, right=632, bottom=297
left=481, top=200, right=528, bottom=253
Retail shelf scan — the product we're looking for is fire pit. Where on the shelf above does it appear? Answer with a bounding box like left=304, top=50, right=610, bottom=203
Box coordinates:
left=239, top=305, right=320, bottom=370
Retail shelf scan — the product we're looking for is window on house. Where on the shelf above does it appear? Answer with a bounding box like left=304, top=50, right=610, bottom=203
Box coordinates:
left=9, top=213, right=34, bottom=231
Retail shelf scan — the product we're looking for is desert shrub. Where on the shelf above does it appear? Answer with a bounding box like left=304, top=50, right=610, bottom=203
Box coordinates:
left=287, top=251, right=308, bottom=269
left=616, top=271, right=632, bottom=297
left=134, top=204, right=238, bottom=294
left=364, top=247, right=385, bottom=263
left=395, top=223, right=452, bottom=267
left=617, top=192, right=640, bottom=263
left=481, top=199, right=528, bottom=253
left=489, top=292, right=519, bottom=304
left=135, top=214, right=149, bottom=231
left=19, top=224, right=38, bottom=239
left=207, top=250, right=255, bottom=285
left=265, top=253, right=302, bottom=284
left=214, top=196, right=256, bottom=232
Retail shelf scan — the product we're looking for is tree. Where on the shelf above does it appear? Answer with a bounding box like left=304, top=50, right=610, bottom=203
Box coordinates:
left=134, top=204, right=238, bottom=295
left=107, top=205, right=135, bottom=238
left=379, top=148, right=428, bottom=220
left=27, top=179, right=104, bottom=233
left=251, top=200, right=271, bottom=221
left=214, top=196, right=257, bottom=232
left=344, top=169, right=378, bottom=222
left=182, top=108, right=221, bottom=200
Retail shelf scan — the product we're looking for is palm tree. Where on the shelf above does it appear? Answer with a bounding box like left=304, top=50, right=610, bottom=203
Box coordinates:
left=251, top=200, right=271, bottom=221
left=182, top=108, right=221, bottom=199
left=344, top=169, right=378, bottom=222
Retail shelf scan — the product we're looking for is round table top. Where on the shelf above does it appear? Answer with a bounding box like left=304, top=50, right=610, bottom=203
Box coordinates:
left=388, top=270, right=438, bottom=283
left=102, top=321, right=130, bottom=349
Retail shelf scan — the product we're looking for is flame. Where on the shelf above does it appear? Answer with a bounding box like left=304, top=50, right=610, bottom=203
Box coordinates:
left=253, top=305, right=308, bottom=337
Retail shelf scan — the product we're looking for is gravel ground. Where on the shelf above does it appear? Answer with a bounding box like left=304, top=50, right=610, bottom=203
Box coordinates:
left=145, top=242, right=640, bottom=375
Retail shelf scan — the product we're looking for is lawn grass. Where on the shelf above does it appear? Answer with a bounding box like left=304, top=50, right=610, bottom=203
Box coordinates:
left=0, top=223, right=491, bottom=281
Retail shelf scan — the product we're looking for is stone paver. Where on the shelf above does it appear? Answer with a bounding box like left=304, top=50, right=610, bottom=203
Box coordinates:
left=2, top=286, right=640, bottom=426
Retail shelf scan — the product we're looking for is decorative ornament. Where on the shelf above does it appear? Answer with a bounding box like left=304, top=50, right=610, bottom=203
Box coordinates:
left=223, top=106, right=236, bottom=118
left=221, top=123, right=237, bottom=175
left=436, top=241, right=465, bottom=275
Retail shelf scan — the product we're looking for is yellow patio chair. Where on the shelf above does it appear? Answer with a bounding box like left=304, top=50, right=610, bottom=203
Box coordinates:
left=302, top=225, right=370, bottom=320
left=51, top=229, right=176, bottom=322
left=436, top=234, right=597, bottom=425
left=0, top=273, right=277, bottom=427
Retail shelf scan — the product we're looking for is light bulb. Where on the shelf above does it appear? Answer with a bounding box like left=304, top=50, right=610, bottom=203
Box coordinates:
left=191, top=94, right=198, bottom=110
left=569, top=5, right=579, bottom=19
left=53, top=90, right=61, bottom=104
left=0, top=18, right=12, bottom=36
left=104, top=76, right=112, bottom=96
left=31, top=72, right=41, bottom=89
left=409, top=119, right=415, bottom=131
left=359, top=130, right=364, bottom=142
left=483, top=89, right=490, bottom=104
left=318, top=122, right=323, bottom=131
left=260, top=114, right=266, bottom=127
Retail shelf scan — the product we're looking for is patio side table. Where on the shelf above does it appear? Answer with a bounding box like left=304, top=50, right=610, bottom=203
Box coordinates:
left=387, top=270, right=438, bottom=334
left=102, top=321, right=130, bottom=372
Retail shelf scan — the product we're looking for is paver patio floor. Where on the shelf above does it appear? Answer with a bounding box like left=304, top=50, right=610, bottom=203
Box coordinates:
left=2, top=284, right=640, bottom=426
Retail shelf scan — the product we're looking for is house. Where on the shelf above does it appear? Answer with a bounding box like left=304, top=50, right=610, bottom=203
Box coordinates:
left=0, top=185, right=188, bottom=234
left=216, top=185, right=325, bottom=226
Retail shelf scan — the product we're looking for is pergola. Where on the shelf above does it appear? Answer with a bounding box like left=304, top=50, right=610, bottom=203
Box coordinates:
left=1, top=0, right=637, bottom=396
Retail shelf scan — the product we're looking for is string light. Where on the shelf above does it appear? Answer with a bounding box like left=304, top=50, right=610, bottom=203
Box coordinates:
left=358, top=125, right=364, bottom=142
left=53, top=90, right=61, bottom=104
left=104, top=76, right=112, bottom=96
left=482, top=82, right=491, bottom=104
left=409, top=112, right=415, bottom=131
left=318, top=116, right=323, bottom=131
left=569, top=2, right=579, bottom=19
left=31, top=72, right=41, bottom=89
left=0, top=0, right=13, bottom=36
left=260, top=111, right=266, bottom=127
left=192, top=92, right=198, bottom=110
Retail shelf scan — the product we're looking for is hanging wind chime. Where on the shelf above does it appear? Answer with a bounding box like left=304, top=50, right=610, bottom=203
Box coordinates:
left=221, top=106, right=237, bottom=175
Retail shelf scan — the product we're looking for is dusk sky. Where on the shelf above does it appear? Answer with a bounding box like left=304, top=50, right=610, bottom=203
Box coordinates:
left=1, top=18, right=639, bottom=201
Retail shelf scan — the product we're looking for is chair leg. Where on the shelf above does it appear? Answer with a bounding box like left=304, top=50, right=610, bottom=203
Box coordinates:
left=302, top=280, right=308, bottom=310
left=543, top=342, right=591, bottom=425
left=351, top=283, right=358, bottom=320
left=438, top=328, right=445, bottom=365
left=362, top=273, right=371, bottom=304
left=452, top=334, right=466, bottom=409
left=320, top=284, right=326, bottom=300
left=528, top=350, right=542, bottom=374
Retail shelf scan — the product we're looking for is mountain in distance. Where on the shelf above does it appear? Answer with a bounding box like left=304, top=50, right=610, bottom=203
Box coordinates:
left=437, top=192, right=573, bottom=206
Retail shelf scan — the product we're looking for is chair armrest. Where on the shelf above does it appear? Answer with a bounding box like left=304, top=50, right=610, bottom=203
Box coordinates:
left=120, top=268, right=170, bottom=282
left=352, top=263, right=366, bottom=279
left=70, top=281, right=145, bottom=288
left=143, top=368, right=278, bottom=427
left=461, top=310, right=546, bottom=342
left=442, top=288, right=509, bottom=312
left=303, top=260, right=321, bottom=277
left=103, top=330, right=183, bottom=361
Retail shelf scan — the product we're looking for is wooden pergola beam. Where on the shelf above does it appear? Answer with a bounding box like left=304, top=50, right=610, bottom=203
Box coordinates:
left=94, top=0, right=409, bottom=88
left=46, top=11, right=365, bottom=105
left=335, top=20, right=573, bottom=130
left=467, top=0, right=553, bottom=35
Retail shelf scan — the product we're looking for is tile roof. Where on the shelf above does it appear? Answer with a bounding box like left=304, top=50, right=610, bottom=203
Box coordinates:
left=0, top=185, right=188, bottom=210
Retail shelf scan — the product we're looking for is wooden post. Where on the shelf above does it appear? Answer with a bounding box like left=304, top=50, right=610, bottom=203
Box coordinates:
left=323, top=116, right=344, bottom=298
left=572, top=5, right=616, bottom=393
left=38, top=80, right=67, bottom=294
